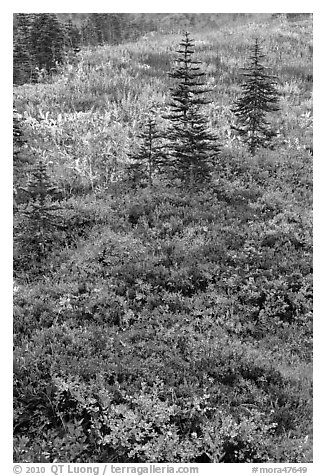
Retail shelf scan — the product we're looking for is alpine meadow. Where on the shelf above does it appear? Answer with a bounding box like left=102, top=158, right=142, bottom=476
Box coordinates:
left=13, top=13, right=313, bottom=464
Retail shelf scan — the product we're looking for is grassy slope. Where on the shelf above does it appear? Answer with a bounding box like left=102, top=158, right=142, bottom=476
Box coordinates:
left=14, top=14, right=312, bottom=189
left=13, top=14, right=313, bottom=463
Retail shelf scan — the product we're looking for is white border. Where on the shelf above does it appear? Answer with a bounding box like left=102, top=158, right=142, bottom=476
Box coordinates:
left=3, top=3, right=323, bottom=474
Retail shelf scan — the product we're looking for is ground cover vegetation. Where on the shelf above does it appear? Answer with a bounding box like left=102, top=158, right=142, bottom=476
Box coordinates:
left=13, top=13, right=313, bottom=463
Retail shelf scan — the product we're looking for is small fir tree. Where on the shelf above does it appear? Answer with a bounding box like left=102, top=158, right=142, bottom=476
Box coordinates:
left=164, top=31, right=219, bottom=188
left=13, top=108, right=37, bottom=208
left=13, top=109, right=29, bottom=177
left=13, top=109, right=27, bottom=209
left=13, top=109, right=26, bottom=159
left=127, top=114, right=163, bottom=187
left=14, top=160, right=61, bottom=270
left=21, top=160, right=61, bottom=246
left=232, top=38, right=280, bottom=155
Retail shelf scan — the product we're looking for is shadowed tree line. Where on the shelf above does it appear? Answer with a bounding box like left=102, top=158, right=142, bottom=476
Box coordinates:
left=13, top=13, right=160, bottom=85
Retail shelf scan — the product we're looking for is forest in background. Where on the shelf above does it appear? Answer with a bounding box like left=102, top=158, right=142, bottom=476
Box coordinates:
left=13, top=13, right=313, bottom=463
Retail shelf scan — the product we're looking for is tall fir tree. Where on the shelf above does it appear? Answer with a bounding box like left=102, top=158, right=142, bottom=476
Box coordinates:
left=14, top=14, right=80, bottom=84
left=29, top=14, right=65, bottom=73
left=13, top=14, right=35, bottom=84
left=89, top=14, right=106, bottom=45
left=63, top=19, right=81, bottom=53
left=106, top=14, right=125, bottom=44
left=232, top=38, right=280, bottom=155
left=81, top=17, right=98, bottom=46
left=164, top=32, right=219, bottom=188
left=83, top=14, right=126, bottom=46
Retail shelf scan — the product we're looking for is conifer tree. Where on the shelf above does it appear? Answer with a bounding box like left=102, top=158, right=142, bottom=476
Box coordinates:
left=15, top=160, right=61, bottom=266
left=127, top=114, right=163, bottom=187
left=83, top=14, right=126, bottom=46
left=13, top=109, right=31, bottom=179
left=80, top=18, right=97, bottom=46
left=63, top=19, right=81, bottom=53
left=13, top=14, right=35, bottom=84
left=107, top=14, right=127, bottom=44
left=30, top=14, right=65, bottom=73
left=89, top=14, right=106, bottom=45
left=22, top=160, right=60, bottom=238
left=13, top=109, right=37, bottom=205
left=13, top=109, right=28, bottom=209
left=13, top=109, right=26, bottom=160
left=232, top=38, right=280, bottom=155
left=164, top=32, right=219, bottom=188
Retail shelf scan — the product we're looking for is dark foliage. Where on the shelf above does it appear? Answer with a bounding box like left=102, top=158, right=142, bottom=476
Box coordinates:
left=14, top=160, right=62, bottom=268
left=232, top=38, right=280, bottom=155
left=13, top=13, right=80, bottom=85
left=163, top=32, right=220, bottom=187
left=13, top=108, right=26, bottom=160
left=30, top=14, right=65, bottom=73
left=63, top=19, right=81, bottom=53
left=13, top=161, right=313, bottom=462
left=127, top=114, right=165, bottom=187
left=80, top=14, right=128, bottom=46
left=13, top=109, right=33, bottom=208
left=13, top=14, right=36, bottom=84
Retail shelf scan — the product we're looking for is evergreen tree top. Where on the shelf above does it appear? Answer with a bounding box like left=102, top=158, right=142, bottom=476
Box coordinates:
left=241, top=38, right=276, bottom=77
left=168, top=32, right=212, bottom=102
left=23, top=160, right=59, bottom=201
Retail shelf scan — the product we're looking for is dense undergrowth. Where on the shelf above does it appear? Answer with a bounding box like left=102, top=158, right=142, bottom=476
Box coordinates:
left=13, top=14, right=312, bottom=463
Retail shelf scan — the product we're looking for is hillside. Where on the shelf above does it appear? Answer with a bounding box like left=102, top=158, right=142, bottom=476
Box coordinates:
left=13, top=14, right=313, bottom=463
